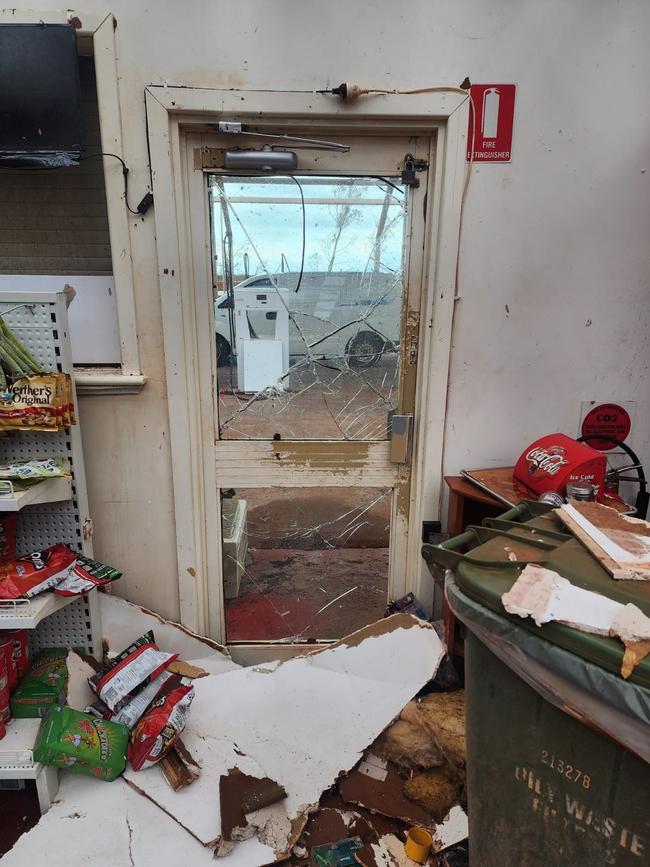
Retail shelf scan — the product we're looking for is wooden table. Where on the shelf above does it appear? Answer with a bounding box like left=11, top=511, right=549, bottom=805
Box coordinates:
left=442, top=476, right=509, bottom=656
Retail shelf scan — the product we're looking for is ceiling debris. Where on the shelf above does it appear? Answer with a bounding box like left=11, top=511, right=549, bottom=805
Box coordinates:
left=122, top=613, right=443, bottom=857
left=353, top=807, right=468, bottom=867
left=99, top=593, right=241, bottom=675
left=502, top=563, right=650, bottom=677
left=6, top=609, right=470, bottom=867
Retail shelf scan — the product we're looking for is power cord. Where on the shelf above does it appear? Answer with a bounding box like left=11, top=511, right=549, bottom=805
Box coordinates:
left=288, top=175, right=306, bottom=293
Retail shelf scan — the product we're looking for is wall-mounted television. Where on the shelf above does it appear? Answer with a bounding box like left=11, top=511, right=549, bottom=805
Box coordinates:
left=0, top=23, right=81, bottom=167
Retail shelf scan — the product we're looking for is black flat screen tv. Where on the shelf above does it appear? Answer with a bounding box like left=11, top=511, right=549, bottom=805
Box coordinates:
left=0, top=23, right=81, bottom=167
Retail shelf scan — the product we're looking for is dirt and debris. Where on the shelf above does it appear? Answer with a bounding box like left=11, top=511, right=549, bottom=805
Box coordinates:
left=5, top=606, right=468, bottom=867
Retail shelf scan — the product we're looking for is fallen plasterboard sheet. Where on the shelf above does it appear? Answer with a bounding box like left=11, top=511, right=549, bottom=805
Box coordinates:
left=124, top=614, right=443, bottom=857
left=1, top=773, right=275, bottom=867
left=502, top=564, right=650, bottom=677
left=558, top=502, right=650, bottom=580
left=99, top=593, right=241, bottom=675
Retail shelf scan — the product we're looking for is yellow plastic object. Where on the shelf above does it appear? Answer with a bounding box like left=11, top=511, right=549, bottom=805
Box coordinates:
left=404, top=827, right=433, bottom=863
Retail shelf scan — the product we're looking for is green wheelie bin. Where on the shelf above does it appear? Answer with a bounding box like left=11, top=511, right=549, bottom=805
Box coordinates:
left=422, top=501, right=650, bottom=867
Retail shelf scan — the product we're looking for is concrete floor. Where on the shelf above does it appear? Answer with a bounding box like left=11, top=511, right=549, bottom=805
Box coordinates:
left=223, top=487, right=391, bottom=642
left=225, top=547, right=389, bottom=642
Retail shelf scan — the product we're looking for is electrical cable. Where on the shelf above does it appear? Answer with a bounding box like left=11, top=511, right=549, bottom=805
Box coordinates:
left=288, top=175, right=306, bottom=293
left=92, top=152, right=141, bottom=214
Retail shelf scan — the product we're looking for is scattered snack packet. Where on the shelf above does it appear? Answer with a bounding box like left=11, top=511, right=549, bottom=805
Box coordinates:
left=128, top=680, right=194, bottom=770
left=0, top=544, right=76, bottom=599
left=34, top=705, right=129, bottom=781
left=88, top=631, right=177, bottom=712
left=55, top=563, right=119, bottom=596
left=54, top=553, right=121, bottom=596
left=85, top=671, right=181, bottom=730
left=11, top=648, right=68, bottom=719
left=0, top=458, right=70, bottom=480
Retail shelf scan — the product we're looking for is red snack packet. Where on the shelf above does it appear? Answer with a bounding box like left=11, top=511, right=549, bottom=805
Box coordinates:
left=0, top=544, right=76, bottom=599
left=9, top=629, right=30, bottom=678
left=0, top=632, right=17, bottom=690
left=128, top=682, right=194, bottom=771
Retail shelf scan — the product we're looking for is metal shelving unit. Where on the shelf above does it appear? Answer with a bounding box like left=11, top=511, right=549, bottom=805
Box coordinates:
left=0, top=476, right=72, bottom=512
left=0, top=290, right=102, bottom=811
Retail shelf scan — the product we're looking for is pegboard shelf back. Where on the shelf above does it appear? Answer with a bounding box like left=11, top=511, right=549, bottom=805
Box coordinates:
left=0, top=291, right=101, bottom=660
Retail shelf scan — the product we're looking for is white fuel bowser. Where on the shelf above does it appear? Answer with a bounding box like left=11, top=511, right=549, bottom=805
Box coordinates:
left=233, top=286, right=290, bottom=393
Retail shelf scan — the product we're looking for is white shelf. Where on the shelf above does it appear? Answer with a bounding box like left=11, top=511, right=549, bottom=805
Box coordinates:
left=0, top=476, right=72, bottom=512
left=0, top=718, right=41, bottom=779
left=0, top=591, right=79, bottom=630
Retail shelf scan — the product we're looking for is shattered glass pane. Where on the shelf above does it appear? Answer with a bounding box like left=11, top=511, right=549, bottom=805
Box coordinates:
left=222, top=487, right=391, bottom=642
left=210, top=176, right=407, bottom=440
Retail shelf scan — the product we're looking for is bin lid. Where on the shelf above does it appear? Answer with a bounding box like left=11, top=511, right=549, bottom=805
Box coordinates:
left=452, top=502, right=650, bottom=687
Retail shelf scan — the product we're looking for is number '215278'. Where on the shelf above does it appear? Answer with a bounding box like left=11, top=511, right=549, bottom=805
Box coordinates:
left=541, top=750, right=591, bottom=789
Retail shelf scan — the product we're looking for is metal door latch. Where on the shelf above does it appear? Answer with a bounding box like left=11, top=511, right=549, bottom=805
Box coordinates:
left=389, top=413, right=414, bottom=464
left=401, top=153, right=429, bottom=188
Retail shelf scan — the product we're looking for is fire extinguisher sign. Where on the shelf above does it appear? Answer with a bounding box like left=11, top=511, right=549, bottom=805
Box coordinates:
left=468, top=84, right=516, bottom=162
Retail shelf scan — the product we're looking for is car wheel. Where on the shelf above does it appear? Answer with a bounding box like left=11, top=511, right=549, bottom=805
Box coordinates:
left=216, top=335, right=231, bottom=366
left=346, top=331, right=384, bottom=368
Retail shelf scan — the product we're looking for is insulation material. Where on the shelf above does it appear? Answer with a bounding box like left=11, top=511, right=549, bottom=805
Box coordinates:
left=99, top=593, right=240, bottom=675
left=558, top=501, right=650, bottom=580
left=502, top=564, right=650, bottom=677
left=123, top=614, right=443, bottom=856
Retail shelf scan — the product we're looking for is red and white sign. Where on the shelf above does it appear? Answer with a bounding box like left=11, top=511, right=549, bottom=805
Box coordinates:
left=467, top=84, right=516, bottom=162
left=580, top=402, right=634, bottom=452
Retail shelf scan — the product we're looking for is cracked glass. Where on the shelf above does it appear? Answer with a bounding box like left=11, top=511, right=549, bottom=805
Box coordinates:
left=222, top=487, right=391, bottom=642
left=210, top=176, right=408, bottom=441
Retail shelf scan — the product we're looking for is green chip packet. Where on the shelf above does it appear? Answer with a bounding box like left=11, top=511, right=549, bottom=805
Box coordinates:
left=34, top=705, right=129, bottom=781
left=11, top=647, right=68, bottom=719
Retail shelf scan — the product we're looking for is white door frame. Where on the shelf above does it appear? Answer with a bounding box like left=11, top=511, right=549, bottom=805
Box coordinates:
left=145, top=87, right=469, bottom=641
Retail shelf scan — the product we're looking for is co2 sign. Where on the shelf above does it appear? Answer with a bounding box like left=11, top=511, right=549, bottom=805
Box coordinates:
left=580, top=403, right=633, bottom=451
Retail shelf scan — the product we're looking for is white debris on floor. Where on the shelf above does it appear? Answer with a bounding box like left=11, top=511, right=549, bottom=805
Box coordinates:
left=5, top=610, right=448, bottom=866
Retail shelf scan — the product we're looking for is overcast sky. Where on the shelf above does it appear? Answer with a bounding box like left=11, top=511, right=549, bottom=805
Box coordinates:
left=212, top=177, right=407, bottom=281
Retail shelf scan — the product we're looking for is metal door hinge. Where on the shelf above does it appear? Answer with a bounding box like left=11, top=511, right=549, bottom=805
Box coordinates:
left=401, top=153, right=429, bottom=188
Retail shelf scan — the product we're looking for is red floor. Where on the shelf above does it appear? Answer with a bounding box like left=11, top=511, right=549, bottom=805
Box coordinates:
left=225, top=547, right=389, bottom=642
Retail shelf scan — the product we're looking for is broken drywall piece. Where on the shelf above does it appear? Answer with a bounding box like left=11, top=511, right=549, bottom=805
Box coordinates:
left=125, top=736, right=275, bottom=847
left=124, top=614, right=443, bottom=857
left=99, top=593, right=241, bottom=675
left=340, top=754, right=437, bottom=829
left=219, top=767, right=288, bottom=852
left=66, top=649, right=96, bottom=711
left=1, top=773, right=275, bottom=867
left=502, top=565, right=650, bottom=677
left=559, top=502, right=650, bottom=579
left=502, top=564, right=621, bottom=633
left=431, top=806, right=469, bottom=853
left=160, top=739, right=201, bottom=791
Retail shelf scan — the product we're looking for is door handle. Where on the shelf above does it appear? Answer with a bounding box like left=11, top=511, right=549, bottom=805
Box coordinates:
left=389, top=414, right=413, bottom=464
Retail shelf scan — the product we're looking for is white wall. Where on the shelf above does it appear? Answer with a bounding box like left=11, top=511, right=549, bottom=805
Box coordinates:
left=15, top=0, right=648, bottom=619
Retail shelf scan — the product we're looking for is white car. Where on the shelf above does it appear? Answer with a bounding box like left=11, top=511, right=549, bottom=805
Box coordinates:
left=214, top=271, right=401, bottom=369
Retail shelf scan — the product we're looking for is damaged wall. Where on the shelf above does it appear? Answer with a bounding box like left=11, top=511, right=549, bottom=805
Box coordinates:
left=5, top=0, right=647, bottom=620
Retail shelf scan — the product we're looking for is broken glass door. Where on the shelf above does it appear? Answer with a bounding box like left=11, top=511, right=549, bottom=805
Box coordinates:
left=209, top=162, right=424, bottom=644
left=211, top=176, right=407, bottom=441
